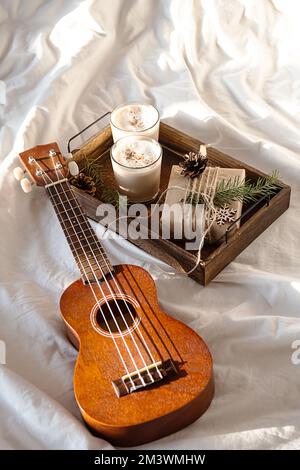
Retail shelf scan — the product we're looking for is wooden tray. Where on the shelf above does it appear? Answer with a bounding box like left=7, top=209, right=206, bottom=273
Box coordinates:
left=71, top=122, right=291, bottom=285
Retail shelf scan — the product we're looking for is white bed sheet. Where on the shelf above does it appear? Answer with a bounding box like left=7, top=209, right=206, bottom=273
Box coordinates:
left=0, top=0, right=300, bottom=450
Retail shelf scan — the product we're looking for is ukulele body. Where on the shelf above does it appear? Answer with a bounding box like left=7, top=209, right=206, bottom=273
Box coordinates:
left=60, top=264, right=214, bottom=447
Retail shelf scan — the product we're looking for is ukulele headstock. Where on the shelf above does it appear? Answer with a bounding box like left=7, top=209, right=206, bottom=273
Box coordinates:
left=14, top=143, right=79, bottom=192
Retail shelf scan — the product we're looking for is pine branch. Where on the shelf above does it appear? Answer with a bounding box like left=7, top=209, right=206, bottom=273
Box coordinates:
left=99, top=185, right=120, bottom=208
left=187, top=170, right=280, bottom=207
left=81, top=157, right=106, bottom=187
left=79, top=156, right=120, bottom=207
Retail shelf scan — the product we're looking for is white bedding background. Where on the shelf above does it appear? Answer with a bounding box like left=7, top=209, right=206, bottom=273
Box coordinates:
left=0, top=0, right=300, bottom=450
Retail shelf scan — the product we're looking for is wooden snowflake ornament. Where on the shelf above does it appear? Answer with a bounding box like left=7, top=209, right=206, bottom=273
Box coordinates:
left=214, top=205, right=237, bottom=226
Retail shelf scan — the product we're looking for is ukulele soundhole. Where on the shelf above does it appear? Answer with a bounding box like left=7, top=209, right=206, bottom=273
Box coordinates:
left=94, top=298, right=138, bottom=335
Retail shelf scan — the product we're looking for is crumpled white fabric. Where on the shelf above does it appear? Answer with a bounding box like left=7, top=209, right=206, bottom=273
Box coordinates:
left=0, top=0, right=300, bottom=450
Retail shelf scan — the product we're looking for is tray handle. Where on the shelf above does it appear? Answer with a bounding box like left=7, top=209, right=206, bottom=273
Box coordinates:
left=67, top=111, right=111, bottom=153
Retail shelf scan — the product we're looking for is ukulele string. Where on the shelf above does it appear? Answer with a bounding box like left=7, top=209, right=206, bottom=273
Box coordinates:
left=68, top=185, right=176, bottom=369
left=52, top=159, right=162, bottom=379
left=70, top=188, right=163, bottom=380
left=59, top=173, right=170, bottom=374
left=59, top=192, right=163, bottom=376
left=50, top=182, right=148, bottom=387
left=58, top=180, right=159, bottom=382
left=51, top=162, right=158, bottom=385
left=36, top=161, right=138, bottom=389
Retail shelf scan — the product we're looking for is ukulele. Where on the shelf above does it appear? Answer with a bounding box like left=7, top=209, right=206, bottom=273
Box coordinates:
left=14, top=143, right=214, bottom=446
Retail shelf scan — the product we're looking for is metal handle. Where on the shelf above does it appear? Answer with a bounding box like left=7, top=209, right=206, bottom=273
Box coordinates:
left=67, top=111, right=111, bottom=153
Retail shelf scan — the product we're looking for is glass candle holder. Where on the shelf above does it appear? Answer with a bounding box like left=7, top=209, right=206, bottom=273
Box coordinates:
left=111, top=135, right=162, bottom=203
left=110, top=103, right=160, bottom=142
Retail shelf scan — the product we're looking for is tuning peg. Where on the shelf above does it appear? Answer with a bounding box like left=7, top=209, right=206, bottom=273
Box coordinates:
left=20, top=178, right=33, bottom=193
left=13, top=166, right=25, bottom=181
left=64, top=152, right=73, bottom=160
left=49, top=149, right=57, bottom=157
left=68, top=161, right=79, bottom=176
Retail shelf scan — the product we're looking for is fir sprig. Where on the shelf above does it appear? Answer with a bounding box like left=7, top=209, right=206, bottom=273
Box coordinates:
left=81, top=157, right=105, bottom=187
left=187, top=170, right=280, bottom=207
left=77, top=156, right=120, bottom=207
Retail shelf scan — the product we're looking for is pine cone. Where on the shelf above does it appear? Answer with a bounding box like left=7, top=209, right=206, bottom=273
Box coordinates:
left=70, top=172, right=97, bottom=196
left=179, top=151, right=208, bottom=178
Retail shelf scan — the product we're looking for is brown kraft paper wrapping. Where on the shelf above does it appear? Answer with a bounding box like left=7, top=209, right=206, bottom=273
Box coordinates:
left=161, top=166, right=245, bottom=245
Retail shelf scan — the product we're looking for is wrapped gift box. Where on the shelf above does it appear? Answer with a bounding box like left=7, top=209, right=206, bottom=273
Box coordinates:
left=161, top=166, right=246, bottom=244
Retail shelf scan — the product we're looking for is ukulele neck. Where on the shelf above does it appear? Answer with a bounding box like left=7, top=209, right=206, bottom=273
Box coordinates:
left=46, top=180, right=113, bottom=283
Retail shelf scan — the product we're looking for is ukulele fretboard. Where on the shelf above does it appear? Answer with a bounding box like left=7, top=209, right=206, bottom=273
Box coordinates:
left=46, top=181, right=113, bottom=283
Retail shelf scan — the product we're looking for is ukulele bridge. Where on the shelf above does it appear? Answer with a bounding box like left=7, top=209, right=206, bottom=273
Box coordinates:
left=112, top=359, right=177, bottom=398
